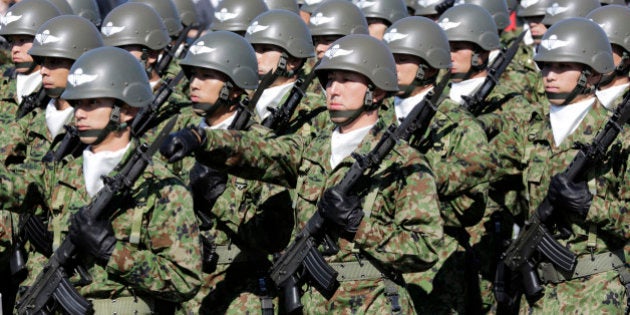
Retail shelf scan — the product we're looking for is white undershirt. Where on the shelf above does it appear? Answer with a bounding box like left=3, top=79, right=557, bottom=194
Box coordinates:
left=394, top=88, right=433, bottom=123
left=596, top=82, right=629, bottom=110
left=83, top=143, right=131, bottom=197
left=199, top=111, right=237, bottom=130
left=449, top=77, right=485, bottom=105
left=45, top=99, right=74, bottom=138
left=15, top=71, right=42, bottom=104
left=549, top=97, right=595, bottom=147
left=255, top=81, right=294, bottom=121
left=330, top=124, right=374, bottom=169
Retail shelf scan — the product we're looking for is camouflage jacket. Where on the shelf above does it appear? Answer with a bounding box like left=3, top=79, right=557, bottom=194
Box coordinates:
left=0, top=141, right=202, bottom=303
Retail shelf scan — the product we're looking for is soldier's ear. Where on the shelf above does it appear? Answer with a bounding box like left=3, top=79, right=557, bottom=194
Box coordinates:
left=372, top=88, right=386, bottom=104
left=119, top=104, right=140, bottom=124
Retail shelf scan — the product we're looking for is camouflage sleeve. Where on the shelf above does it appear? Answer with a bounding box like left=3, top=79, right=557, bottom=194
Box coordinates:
left=353, top=148, right=443, bottom=273
left=195, top=129, right=305, bottom=188
left=105, top=170, right=202, bottom=302
left=0, top=160, right=46, bottom=209
left=489, top=118, right=528, bottom=182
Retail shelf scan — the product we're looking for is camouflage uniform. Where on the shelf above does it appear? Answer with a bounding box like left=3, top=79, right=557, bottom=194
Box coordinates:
left=492, top=99, right=630, bottom=314
left=0, top=140, right=203, bottom=310
left=191, top=117, right=444, bottom=314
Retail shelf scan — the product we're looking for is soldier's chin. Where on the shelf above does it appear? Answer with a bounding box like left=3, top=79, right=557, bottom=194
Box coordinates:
left=79, top=135, right=97, bottom=145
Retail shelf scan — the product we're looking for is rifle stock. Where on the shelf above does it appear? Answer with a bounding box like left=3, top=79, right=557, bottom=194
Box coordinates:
left=463, top=31, right=526, bottom=116
left=16, top=117, right=178, bottom=315
left=501, top=90, right=630, bottom=299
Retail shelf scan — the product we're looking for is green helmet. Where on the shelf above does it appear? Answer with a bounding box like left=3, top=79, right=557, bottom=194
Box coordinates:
left=412, top=0, right=442, bottom=16
left=534, top=17, right=613, bottom=74
left=309, top=0, right=369, bottom=36
left=210, top=0, right=268, bottom=33
left=315, top=34, right=398, bottom=91
left=264, top=0, right=300, bottom=14
left=245, top=9, right=314, bottom=58
left=0, top=0, right=61, bottom=37
left=352, top=0, right=408, bottom=26
left=101, top=3, right=170, bottom=51
left=172, top=0, right=199, bottom=27
left=48, top=0, right=75, bottom=15
left=66, top=0, right=102, bottom=26
left=454, top=0, right=510, bottom=29
left=300, top=0, right=326, bottom=13
left=128, top=0, right=183, bottom=37
left=384, top=16, right=451, bottom=69
left=586, top=5, right=630, bottom=53
left=438, top=4, right=500, bottom=51
left=517, top=0, right=552, bottom=18
left=181, top=31, right=258, bottom=90
left=541, top=0, right=600, bottom=26
left=61, top=46, right=153, bottom=107
left=29, top=15, right=103, bottom=61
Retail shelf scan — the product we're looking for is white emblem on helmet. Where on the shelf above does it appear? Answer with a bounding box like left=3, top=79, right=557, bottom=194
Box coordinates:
left=189, top=41, right=216, bottom=55
left=417, top=0, right=441, bottom=7
left=324, top=44, right=354, bottom=59
left=304, top=0, right=323, bottom=5
left=520, top=0, right=540, bottom=9
left=540, top=34, right=570, bottom=51
left=310, top=12, right=334, bottom=26
left=214, top=8, right=238, bottom=22
left=67, top=68, right=98, bottom=87
left=246, top=21, right=269, bottom=35
left=101, top=22, right=126, bottom=37
left=453, top=0, right=466, bottom=6
left=383, top=28, right=408, bottom=43
left=35, top=30, right=61, bottom=45
left=0, top=12, right=22, bottom=27
left=546, top=3, right=568, bottom=16
left=438, top=18, right=461, bottom=31
left=353, top=0, right=376, bottom=9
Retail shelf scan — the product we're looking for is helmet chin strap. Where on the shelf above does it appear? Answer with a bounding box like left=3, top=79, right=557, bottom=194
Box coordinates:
left=546, top=68, right=593, bottom=105
left=193, top=81, right=233, bottom=117
left=452, top=50, right=486, bottom=81
left=399, top=64, right=436, bottom=98
left=78, top=101, right=128, bottom=145
left=45, top=87, right=65, bottom=98
left=272, top=52, right=295, bottom=78
left=14, top=62, right=37, bottom=74
left=330, top=84, right=377, bottom=127
left=598, top=51, right=629, bottom=88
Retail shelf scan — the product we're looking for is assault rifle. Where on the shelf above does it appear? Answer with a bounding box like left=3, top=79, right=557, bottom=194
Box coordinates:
left=501, top=91, right=630, bottom=299
left=270, top=72, right=450, bottom=313
left=262, top=60, right=321, bottom=135
left=43, top=70, right=186, bottom=163
left=15, top=87, right=50, bottom=121
left=462, top=30, right=526, bottom=116
left=16, top=116, right=178, bottom=315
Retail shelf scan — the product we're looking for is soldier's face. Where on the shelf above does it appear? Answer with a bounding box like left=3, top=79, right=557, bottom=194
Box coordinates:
left=313, top=35, right=340, bottom=60
left=74, top=97, right=117, bottom=145
left=325, top=70, right=368, bottom=114
left=367, top=18, right=388, bottom=40
left=394, top=53, right=423, bottom=87
left=541, top=62, right=592, bottom=105
left=7, top=35, right=35, bottom=73
left=40, top=57, right=73, bottom=91
left=188, top=67, right=229, bottom=115
left=450, top=41, right=475, bottom=78
left=253, top=43, right=284, bottom=76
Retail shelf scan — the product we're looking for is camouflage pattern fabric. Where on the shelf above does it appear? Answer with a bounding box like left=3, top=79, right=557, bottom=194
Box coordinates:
left=0, top=141, right=203, bottom=304
left=192, top=118, right=444, bottom=313
left=491, top=99, right=630, bottom=314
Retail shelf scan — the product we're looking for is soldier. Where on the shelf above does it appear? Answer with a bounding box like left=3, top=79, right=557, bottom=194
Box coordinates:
left=175, top=30, right=294, bottom=315
left=244, top=9, right=324, bottom=134
left=586, top=5, right=630, bottom=110
left=352, top=0, right=408, bottom=40
left=129, top=0, right=183, bottom=41
left=382, top=16, right=495, bottom=314
left=160, top=34, right=444, bottom=314
left=491, top=18, right=629, bottom=314
left=0, top=46, right=202, bottom=313
left=209, top=0, right=268, bottom=35
left=540, top=0, right=600, bottom=28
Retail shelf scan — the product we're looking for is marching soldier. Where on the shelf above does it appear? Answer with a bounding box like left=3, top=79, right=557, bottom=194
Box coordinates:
left=209, top=0, right=268, bottom=36
left=539, top=0, right=600, bottom=28
left=352, top=0, right=408, bottom=40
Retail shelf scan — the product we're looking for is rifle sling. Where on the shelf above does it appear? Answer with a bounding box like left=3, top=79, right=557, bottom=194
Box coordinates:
left=537, top=249, right=626, bottom=284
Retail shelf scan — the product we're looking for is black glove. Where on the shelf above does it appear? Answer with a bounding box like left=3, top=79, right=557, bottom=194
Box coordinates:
left=190, top=162, right=228, bottom=224
left=159, top=126, right=207, bottom=163
left=547, top=173, right=592, bottom=221
left=69, top=211, right=117, bottom=264
left=317, top=186, right=364, bottom=235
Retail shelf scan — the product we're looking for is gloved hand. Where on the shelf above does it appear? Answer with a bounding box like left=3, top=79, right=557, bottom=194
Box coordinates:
left=159, top=126, right=207, bottom=163
left=317, top=186, right=364, bottom=234
left=69, top=211, right=117, bottom=264
left=547, top=173, right=592, bottom=221
left=190, top=162, right=228, bottom=223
